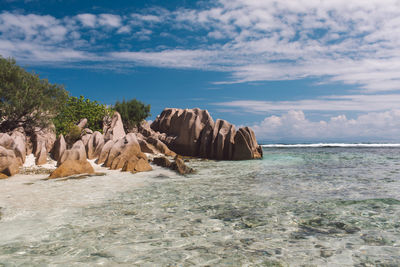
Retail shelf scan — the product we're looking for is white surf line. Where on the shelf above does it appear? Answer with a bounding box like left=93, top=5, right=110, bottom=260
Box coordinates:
left=261, top=143, right=400, bottom=148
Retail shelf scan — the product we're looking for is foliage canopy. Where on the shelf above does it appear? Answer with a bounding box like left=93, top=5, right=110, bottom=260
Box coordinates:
left=0, top=57, right=68, bottom=132
left=114, top=99, right=151, bottom=131
left=53, top=95, right=112, bottom=136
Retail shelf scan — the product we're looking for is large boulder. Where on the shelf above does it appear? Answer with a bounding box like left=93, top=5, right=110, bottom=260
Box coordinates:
left=111, top=143, right=152, bottom=173
left=32, top=125, right=56, bottom=155
left=151, top=108, right=262, bottom=160
left=104, top=112, right=126, bottom=142
left=11, top=132, right=26, bottom=163
left=146, top=136, right=176, bottom=157
left=49, top=159, right=94, bottom=178
left=98, top=133, right=152, bottom=173
left=97, top=140, right=115, bottom=164
left=86, top=131, right=104, bottom=159
left=58, top=140, right=87, bottom=166
left=209, top=119, right=235, bottom=160
left=1, top=132, right=26, bottom=164
left=81, top=133, right=92, bottom=147
left=151, top=108, right=214, bottom=156
left=51, top=134, right=66, bottom=161
left=138, top=139, right=158, bottom=154
left=232, top=127, right=263, bottom=160
left=35, top=143, right=48, bottom=165
left=0, top=133, right=14, bottom=149
left=0, top=146, right=20, bottom=176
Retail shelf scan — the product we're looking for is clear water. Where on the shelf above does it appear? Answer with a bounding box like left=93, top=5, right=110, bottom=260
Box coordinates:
left=1, top=147, right=400, bottom=266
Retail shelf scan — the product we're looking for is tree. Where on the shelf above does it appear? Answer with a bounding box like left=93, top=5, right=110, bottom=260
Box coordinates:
left=53, top=95, right=112, bottom=136
left=114, top=99, right=151, bottom=131
left=0, top=57, right=68, bottom=133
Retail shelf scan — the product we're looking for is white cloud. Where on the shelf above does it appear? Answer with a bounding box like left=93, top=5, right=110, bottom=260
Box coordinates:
left=76, top=13, right=96, bottom=27
left=215, top=94, right=400, bottom=113
left=110, top=49, right=217, bottom=68
left=252, top=110, right=400, bottom=142
left=3, top=1, right=400, bottom=92
left=98, top=14, right=121, bottom=28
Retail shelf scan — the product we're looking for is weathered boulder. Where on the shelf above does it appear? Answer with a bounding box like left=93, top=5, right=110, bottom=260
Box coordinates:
left=49, top=159, right=94, bottom=178
left=58, top=140, right=87, bottom=166
left=138, top=139, right=158, bottom=154
left=51, top=134, right=66, bottom=161
left=121, top=156, right=152, bottom=173
left=146, top=136, right=176, bottom=157
left=11, top=132, right=26, bottom=163
left=210, top=119, right=235, bottom=160
left=111, top=144, right=152, bottom=173
left=232, top=127, right=263, bottom=160
left=0, top=146, right=20, bottom=176
left=100, top=133, right=152, bottom=172
left=35, top=143, right=48, bottom=165
left=97, top=140, right=115, bottom=164
left=171, top=158, right=194, bottom=175
left=0, top=133, right=14, bottom=149
left=151, top=108, right=262, bottom=160
left=151, top=108, right=214, bottom=156
left=33, top=125, right=56, bottom=154
left=104, top=138, right=127, bottom=168
left=81, top=133, right=92, bottom=147
left=86, top=131, right=104, bottom=159
left=104, top=112, right=125, bottom=142
left=77, top=118, right=88, bottom=130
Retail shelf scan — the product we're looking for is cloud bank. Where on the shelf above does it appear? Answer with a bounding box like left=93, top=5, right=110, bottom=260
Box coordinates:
left=252, top=110, right=400, bottom=143
left=2, top=0, right=400, bottom=92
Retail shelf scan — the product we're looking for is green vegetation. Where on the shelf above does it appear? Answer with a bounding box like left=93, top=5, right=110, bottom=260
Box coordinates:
left=66, top=124, right=82, bottom=144
left=53, top=95, right=112, bottom=136
left=114, top=99, right=151, bottom=131
left=0, top=56, right=151, bottom=136
left=0, top=56, right=68, bottom=132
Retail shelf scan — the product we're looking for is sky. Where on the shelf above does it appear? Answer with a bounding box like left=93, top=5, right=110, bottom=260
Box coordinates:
left=1, top=0, right=400, bottom=143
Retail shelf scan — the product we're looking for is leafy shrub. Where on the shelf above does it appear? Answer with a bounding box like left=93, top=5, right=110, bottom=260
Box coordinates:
left=114, top=99, right=151, bottom=131
left=66, top=125, right=82, bottom=145
left=0, top=56, right=68, bottom=132
left=53, top=95, right=112, bottom=136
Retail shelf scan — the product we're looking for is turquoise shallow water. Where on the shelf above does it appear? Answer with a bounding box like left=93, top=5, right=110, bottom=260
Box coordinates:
left=0, top=147, right=400, bottom=266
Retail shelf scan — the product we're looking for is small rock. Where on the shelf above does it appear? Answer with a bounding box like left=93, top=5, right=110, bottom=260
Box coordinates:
left=171, top=158, right=194, bottom=175
left=153, top=156, right=172, bottom=168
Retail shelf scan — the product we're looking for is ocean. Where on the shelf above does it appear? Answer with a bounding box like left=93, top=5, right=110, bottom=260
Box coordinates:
left=0, top=146, right=399, bottom=266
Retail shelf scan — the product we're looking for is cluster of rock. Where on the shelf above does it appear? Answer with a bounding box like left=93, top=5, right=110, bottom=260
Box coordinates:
left=49, top=112, right=153, bottom=178
left=149, top=108, right=263, bottom=160
left=0, top=107, right=262, bottom=179
left=0, top=127, right=56, bottom=178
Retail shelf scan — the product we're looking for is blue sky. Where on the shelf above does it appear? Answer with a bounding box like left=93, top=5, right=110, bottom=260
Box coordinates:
left=2, top=0, right=400, bottom=143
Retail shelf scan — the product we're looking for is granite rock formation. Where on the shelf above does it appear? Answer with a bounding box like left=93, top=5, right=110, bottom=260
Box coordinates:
left=150, top=108, right=262, bottom=160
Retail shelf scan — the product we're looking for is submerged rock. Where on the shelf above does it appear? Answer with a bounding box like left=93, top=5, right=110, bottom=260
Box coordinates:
left=153, top=156, right=172, bottom=168
left=171, top=158, right=194, bottom=175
